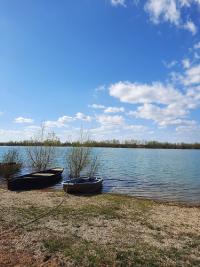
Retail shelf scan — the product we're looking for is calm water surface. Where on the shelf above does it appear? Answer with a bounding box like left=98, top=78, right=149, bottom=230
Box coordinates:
left=0, top=146, right=200, bottom=204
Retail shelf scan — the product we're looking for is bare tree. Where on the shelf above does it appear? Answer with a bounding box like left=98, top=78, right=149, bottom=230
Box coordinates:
left=26, top=126, right=57, bottom=171
left=86, top=155, right=100, bottom=178
left=67, top=130, right=100, bottom=178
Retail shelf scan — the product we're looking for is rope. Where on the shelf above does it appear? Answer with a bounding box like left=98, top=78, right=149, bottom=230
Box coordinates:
left=0, top=193, right=68, bottom=238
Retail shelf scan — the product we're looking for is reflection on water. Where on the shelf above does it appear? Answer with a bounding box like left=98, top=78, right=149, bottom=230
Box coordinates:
left=0, top=146, right=200, bottom=204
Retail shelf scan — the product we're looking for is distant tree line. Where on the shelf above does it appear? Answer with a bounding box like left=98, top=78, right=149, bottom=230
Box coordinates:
left=0, top=139, right=200, bottom=149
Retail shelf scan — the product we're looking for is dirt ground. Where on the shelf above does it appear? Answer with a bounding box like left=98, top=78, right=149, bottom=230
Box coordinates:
left=0, top=188, right=200, bottom=266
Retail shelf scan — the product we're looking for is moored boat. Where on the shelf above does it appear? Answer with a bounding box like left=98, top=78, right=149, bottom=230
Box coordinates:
left=63, top=177, right=103, bottom=194
left=7, top=168, right=64, bottom=191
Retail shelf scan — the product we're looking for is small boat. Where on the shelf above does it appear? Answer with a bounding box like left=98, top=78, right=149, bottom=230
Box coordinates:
left=63, top=177, right=103, bottom=194
left=7, top=168, right=64, bottom=191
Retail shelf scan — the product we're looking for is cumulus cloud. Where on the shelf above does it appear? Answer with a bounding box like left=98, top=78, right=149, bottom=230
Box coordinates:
left=90, top=113, right=149, bottom=140
left=176, top=123, right=199, bottom=133
left=75, top=112, right=92, bottom=122
left=144, top=0, right=199, bottom=34
left=144, top=0, right=180, bottom=25
left=104, top=106, right=125, bottom=113
left=44, top=116, right=73, bottom=128
left=129, top=103, right=195, bottom=127
left=182, top=64, right=200, bottom=85
left=14, top=117, right=34, bottom=124
left=109, top=81, right=183, bottom=105
left=97, top=115, right=124, bottom=126
left=44, top=113, right=92, bottom=128
left=109, top=0, right=199, bottom=34
left=109, top=60, right=200, bottom=129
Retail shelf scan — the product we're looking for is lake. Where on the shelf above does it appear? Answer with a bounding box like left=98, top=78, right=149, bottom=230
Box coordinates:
left=0, top=146, right=200, bottom=205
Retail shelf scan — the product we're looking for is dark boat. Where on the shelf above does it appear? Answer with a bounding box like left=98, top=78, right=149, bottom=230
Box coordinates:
left=7, top=168, right=64, bottom=191
left=63, top=177, right=103, bottom=194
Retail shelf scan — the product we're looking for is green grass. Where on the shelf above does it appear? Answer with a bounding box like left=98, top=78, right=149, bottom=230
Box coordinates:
left=43, top=236, right=200, bottom=267
left=16, top=206, right=48, bottom=220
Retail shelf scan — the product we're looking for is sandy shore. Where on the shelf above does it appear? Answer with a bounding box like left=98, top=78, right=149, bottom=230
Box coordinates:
left=0, top=188, right=200, bottom=266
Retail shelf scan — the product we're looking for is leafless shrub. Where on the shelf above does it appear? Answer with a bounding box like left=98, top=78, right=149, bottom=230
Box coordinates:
left=67, top=130, right=100, bottom=178
left=0, top=149, right=22, bottom=178
left=86, top=155, right=100, bottom=178
left=26, top=126, right=57, bottom=171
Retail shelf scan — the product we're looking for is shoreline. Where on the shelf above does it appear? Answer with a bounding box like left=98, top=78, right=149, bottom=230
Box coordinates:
left=1, top=144, right=200, bottom=150
left=1, top=185, right=200, bottom=208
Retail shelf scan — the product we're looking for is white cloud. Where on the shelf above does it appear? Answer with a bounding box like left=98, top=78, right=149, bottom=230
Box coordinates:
left=89, top=104, right=105, bottom=109
left=186, top=86, right=200, bottom=102
left=109, top=66, right=200, bottom=129
left=75, top=112, right=92, bottom=122
left=14, top=117, right=34, bottom=124
left=97, top=115, right=124, bottom=126
left=182, top=58, right=190, bottom=69
left=110, top=0, right=126, bottom=7
left=130, top=103, right=196, bottom=127
left=182, top=64, right=200, bottom=85
left=109, top=81, right=183, bottom=105
left=44, top=115, right=73, bottom=128
left=179, top=0, right=192, bottom=7
left=145, top=0, right=199, bottom=34
left=44, top=113, right=92, bottom=128
left=182, top=20, right=197, bottom=35
left=176, top=123, right=199, bottom=134
left=145, top=0, right=180, bottom=25
left=104, top=106, right=125, bottom=113
left=90, top=113, right=150, bottom=140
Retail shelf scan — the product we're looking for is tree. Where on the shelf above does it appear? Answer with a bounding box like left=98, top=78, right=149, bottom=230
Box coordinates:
left=26, top=126, right=57, bottom=171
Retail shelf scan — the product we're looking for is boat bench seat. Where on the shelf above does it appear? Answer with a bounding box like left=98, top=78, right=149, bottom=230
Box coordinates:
left=32, top=173, right=55, bottom=176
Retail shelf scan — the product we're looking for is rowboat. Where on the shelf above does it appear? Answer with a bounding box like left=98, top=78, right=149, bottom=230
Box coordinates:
left=7, top=168, right=64, bottom=191
left=63, top=177, right=103, bottom=194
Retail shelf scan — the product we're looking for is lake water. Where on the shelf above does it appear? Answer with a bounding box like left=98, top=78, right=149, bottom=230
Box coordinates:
left=0, top=146, right=200, bottom=205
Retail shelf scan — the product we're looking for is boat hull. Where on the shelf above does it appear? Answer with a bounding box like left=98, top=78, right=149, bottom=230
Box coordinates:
left=7, top=168, right=64, bottom=191
left=63, top=177, right=103, bottom=194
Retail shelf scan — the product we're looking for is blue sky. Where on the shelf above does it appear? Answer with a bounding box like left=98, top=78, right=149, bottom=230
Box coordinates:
left=0, top=0, right=200, bottom=142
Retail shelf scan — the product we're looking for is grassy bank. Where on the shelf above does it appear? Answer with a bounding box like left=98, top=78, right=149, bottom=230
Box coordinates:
left=0, top=189, right=199, bottom=266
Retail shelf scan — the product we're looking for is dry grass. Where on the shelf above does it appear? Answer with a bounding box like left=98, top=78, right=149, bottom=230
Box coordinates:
left=0, top=188, right=199, bottom=266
